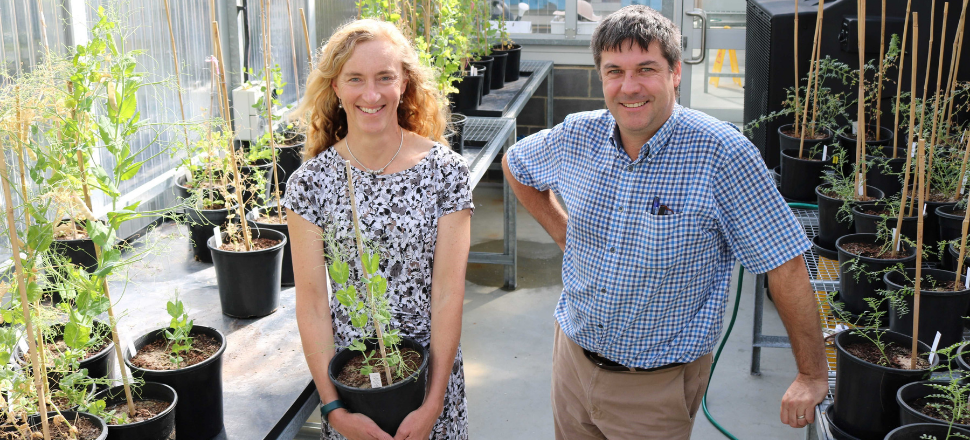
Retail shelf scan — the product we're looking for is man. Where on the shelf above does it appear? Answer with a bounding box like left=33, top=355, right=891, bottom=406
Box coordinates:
left=501, top=5, right=828, bottom=439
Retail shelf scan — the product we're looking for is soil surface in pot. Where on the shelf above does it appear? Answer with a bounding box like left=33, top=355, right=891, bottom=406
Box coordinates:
left=950, top=209, right=967, bottom=216
left=900, top=275, right=958, bottom=291
left=912, top=190, right=959, bottom=203
left=278, top=135, right=304, bottom=147
left=19, top=334, right=111, bottom=367
left=255, top=213, right=287, bottom=225
left=844, top=341, right=929, bottom=369
left=182, top=180, right=224, bottom=191
left=911, top=397, right=970, bottom=425
left=840, top=242, right=907, bottom=259
left=22, top=416, right=102, bottom=440
left=337, top=348, right=423, bottom=389
left=821, top=190, right=878, bottom=201
left=54, top=221, right=89, bottom=240
left=105, top=399, right=170, bottom=424
left=216, top=237, right=281, bottom=252
left=859, top=207, right=900, bottom=216
left=781, top=127, right=830, bottom=139
left=130, top=333, right=220, bottom=370
left=843, top=130, right=885, bottom=141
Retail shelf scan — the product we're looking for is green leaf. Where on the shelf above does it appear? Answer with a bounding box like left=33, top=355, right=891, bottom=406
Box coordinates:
left=350, top=311, right=369, bottom=328
left=86, top=221, right=113, bottom=248
left=370, top=275, right=387, bottom=296
left=119, top=159, right=144, bottom=181
left=349, top=340, right=367, bottom=352
left=64, top=321, right=92, bottom=349
left=363, top=252, right=379, bottom=275
left=329, top=261, right=349, bottom=285
left=117, top=94, right=137, bottom=120
left=335, top=286, right=355, bottom=308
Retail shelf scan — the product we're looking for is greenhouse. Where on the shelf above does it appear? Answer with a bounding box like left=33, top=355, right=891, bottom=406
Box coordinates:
left=3, top=0, right=969, bottom=439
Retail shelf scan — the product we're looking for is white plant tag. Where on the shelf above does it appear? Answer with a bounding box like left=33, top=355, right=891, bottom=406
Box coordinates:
left=929, top=331, right=942, bottom=364
left=912, top=142, right=917, bottom=158
left=851, top=120, right=858, bottom=135
left=834, top=323, right=849, bottom=333
left=213, top=226, right=223, bottom=247
left=858, top=183, right=864, bottom=196
left=470, top=66, right=478, bottom=76
left=893, top=228, right=900, bottom=251
left=963, top=175, right=968, bottom=195
left=962, top=131, right=966, bottom=144
left=183, top=167, right=193, bottom=182
left=923, top=204, right=928, bottom=217
left=965, top=267, right=969, bottom=289
left=128, top=339, right=137, bottom=357
left=822, top=145, right=828, bottom=161
left=369, top=372, right=383, bottom=388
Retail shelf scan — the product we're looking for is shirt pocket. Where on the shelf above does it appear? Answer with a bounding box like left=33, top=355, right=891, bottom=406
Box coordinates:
left=632, top=212, right=717, bottom=270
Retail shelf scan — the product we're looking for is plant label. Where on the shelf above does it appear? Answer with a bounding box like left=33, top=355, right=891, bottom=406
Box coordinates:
left=963, top=131, right=967, bottom=144
left=471, top=66, right=478, bottom=76
left=912, top=142, right=917, bottom=158
left=128, top=338, right=138, bottom=357
left=923, top=204, right=927, bottom=217
left=893, top=228, right=900, bottom=251
left=822, top=145, right=828, bottom=161
left=965, top=268, right=969, bottom=289
left=963, top=175, right=968, bottom=195
left=369, top=372, right=383, bottom=388
left=183, top=167, right=193, bottom=183
left=851, top=120, right=857, bottom=135
left=929, top=331, right=942, bottom=364
left=858, top=183, right=864, bottom=196
left=213, top=226, right=223, bottom=247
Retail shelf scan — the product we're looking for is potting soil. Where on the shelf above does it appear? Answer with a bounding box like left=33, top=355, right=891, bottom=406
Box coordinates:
left=217, top=237, right=280, bottom=252
left=781, top=128, right=830, bottom=140
left=53, top=222, right=89, bottom=240
left=903, top=276, right=958, bottom=291
left=912, top=397, right=970, bottom=425
left=336, top=348, right=424, bottom=389
left=255, top=213, right=287, bottom=225
left=20, top=334, right=111, bottom=367
left=130, top=333, right=220, bottom=370
left=105, top=399, right=171, bottom=424
left=24, top=415, right=101, bottom=440
left=840, top=242, right=908, bottom=259
left=821, top=190, right=878, bottom=202
left=844, top=342, right=929, bottom=369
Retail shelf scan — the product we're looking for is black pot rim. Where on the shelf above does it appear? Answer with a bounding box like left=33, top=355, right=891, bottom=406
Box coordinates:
left=936, top=204, right=967, bottom=220
left=13, top=321, right=115, bottom=368
left=835, top=329, right=936, bottom=372
left=897, top=380, right=970, bottom=430
left=94, top=382, right=178, bottom=428
left=885, top=422, right=970, bottom=438
left=850, top=202, right=916, bottom=220
left=123, top=325, right=227, bottom=375
left=837, top=124, right=894, bottom=142
left=28, top=411, right=107, bottom=438
left=247, top=205, right=290, bottom=226
left=492, top=43, right=522, bottom=51
left=329, top=336, right=430, bottom=395
left=777, top=124, right=833, bottom=141
left=206, top=227, right=287, bottom=254
left=815, top=184, right=884, bottom=203
left=811, top=236, right=840, bottom=260
left=835, top=233, right=916, bottom=263
left=884, top=267, right=970, bottom=296
left=450, top=113, right=468, bottom=123
left=956, top=342, right=970, bottom=370
left=780, top=148, right=832, bottom=163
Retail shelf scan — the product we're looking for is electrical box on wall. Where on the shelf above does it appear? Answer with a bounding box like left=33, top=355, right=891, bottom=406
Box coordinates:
left=232, top=82, right=264, bottom=141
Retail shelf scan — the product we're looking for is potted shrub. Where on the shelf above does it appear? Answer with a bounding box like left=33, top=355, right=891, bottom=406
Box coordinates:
left=836, top=231, right=916, bottom=315
left=815, top=163, right=884, bottom=253
left=883, top=268, right=970, bottom=351
left=852, top=201, right=919, bottom=242
left=124, top=298, right=227, bottom=439
left=491, top=10, right=521, bottom=82
left=896, top=345, right=970, bottom=432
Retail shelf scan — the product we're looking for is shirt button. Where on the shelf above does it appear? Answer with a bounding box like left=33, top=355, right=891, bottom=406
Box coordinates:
left=610, top=247, right=616, bottom=253
left=627, top=165, right=634, bottom=171
left=601, top=288, right=606, bottom=293
left=597, top=324, right=604, bottom=328
left=617, top=206, right=623, bottom=212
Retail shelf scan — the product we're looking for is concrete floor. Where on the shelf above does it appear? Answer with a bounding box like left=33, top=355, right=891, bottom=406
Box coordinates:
left=300, top=182, right=813, bottom=439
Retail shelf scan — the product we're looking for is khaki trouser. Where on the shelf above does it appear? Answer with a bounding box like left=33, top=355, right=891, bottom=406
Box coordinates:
left=551, top=323, right=713, bottom=440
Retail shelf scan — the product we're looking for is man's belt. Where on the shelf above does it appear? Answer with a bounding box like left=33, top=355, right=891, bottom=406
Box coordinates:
left=582, top=349, right=684, bottom=373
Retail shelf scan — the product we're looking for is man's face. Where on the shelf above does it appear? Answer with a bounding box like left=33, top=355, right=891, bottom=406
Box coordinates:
left=599, top=40, right=681, bottom=146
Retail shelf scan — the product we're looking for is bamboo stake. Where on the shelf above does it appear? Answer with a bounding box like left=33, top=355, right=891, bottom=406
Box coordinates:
left=286, top=0, right=302, bottom=100
left=299, top=8, right=312, bottom=67
left=798, top=1, right=824, bottom=159
left=808, top=0, right=826, bottom=134
left=424, top=0, right=431, bottom=42
left=912, top=1, right=936, bottom=216
left=855, top=0, right=868, bottom=199
left=344, top=160, right=394, bottom=385
left=35, top=0, right=48, bottom=53
left=876, top=0, right=886, bottom=140
left=892, top=0, right=913, bottom=159
left=14, top=90, right=30, bottom=230
left=794, top=0, right=802, bottom=136
left=260, top=0, right=284, bottom=222
left=955, top=176, right=970, bottom=291
left=926, top=3, right=950, bottom=201
left=912, top=138, right=926, bottom=370
left=213, top=20, right=253, bottom=251
left=944, top=0, right=969, bottom=139
left=958, top=131, right=970, bottom=201
left=901, top=12, right=919, bottom=223
left=164, top=0, right=192, bottom=159
left=212, top=21, right=232, bottom=126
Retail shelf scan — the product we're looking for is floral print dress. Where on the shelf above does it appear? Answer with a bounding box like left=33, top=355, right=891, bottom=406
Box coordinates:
left=281, top=142, right=474, bottom=440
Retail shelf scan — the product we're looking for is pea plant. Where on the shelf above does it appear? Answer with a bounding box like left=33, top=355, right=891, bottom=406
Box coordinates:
left=164, top=296, right=194, bottom=368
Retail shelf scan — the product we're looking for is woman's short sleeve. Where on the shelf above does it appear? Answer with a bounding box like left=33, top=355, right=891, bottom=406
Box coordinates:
left=437, top=149, right=475, bottom=218
left=281, top=159, right=325, bottom=227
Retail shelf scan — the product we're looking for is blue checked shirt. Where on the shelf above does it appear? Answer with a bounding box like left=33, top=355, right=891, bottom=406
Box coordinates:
left=506, top=105, right=811, bottom=369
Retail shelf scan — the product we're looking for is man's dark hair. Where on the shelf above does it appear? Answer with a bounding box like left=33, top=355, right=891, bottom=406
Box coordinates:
left=590, top=5, right=682, bottom=73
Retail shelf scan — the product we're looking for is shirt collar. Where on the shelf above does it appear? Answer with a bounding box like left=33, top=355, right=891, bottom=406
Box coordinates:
left=607, top=104, right=684, bottom=161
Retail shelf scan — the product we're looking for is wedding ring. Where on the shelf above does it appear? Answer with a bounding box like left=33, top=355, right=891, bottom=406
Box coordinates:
left=797, top=415, right=806, bottom=420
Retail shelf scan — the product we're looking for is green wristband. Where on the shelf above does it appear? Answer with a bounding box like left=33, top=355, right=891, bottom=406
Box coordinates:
left=320, top=399, right=345, bottom=423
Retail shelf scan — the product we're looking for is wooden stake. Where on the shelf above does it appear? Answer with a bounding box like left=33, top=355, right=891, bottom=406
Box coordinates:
left=808, top=0, right=826, bottom=135
left=855, top=0, right=868, bottom=199
left=344, top=160, right=394, bottom=385
left=892, top=0, right=913, bottom=159
left=35, top=0, right=48, bottom=53
left=876, top=0, right=886, bottom=140
left=900, top=12, right=919, bottom=223
left=286, top=0, right=302, bottom=100
left=300, top=8, right=312, bottom=67
left=212, top=21, right=232, bottom=126
left=944, top=0, right=970, bottom=139
left=260, top=0, right=284, bottom=222
left=912, top=1, right=936, bottom=216
left=164, top=0, right=192, bottom=162
left=799, top=0, right=824, bottom=159
left=912, top=138, right=926, bottom=370
left=794, top=0, right=802, bottom=136
left=926, top=2, right=950, bottom=201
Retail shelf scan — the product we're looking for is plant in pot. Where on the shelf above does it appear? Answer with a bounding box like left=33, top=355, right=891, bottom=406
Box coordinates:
left=836, top=224, right=917, bottom=316
left=242, top=64, right=304, bottom=197
left=852, top=197, right=919, bottom=243
left=490, top=3, right=521, bottom=83
left=895, top=343, right=970, bottom=435
left=815, top=160, right=884, bottom=255
left=123, top=297, right=226, bottom=439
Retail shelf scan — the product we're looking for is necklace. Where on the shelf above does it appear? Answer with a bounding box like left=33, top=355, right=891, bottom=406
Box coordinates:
left=345, top=128, right=405, bottom=175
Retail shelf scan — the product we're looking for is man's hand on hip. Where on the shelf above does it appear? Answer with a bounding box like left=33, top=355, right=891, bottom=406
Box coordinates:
left=779, top=372, right=828, bottom=428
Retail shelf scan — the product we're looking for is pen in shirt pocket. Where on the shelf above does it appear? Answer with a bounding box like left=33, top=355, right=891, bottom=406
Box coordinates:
left=657, top=204, right=673, bottom=215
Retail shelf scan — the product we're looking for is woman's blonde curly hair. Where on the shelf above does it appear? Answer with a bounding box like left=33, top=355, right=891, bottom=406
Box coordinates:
left=293, top=18, right=449, bottom=160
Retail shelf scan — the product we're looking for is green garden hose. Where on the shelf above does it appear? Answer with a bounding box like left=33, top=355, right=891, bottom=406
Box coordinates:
left=701, top=202, right=817, bottom=439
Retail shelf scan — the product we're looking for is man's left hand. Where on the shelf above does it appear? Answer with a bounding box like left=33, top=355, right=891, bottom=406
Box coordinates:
left=780, top=373, right=828, bottom=428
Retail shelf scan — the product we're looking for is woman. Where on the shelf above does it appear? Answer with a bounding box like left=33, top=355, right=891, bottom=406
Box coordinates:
left=282, top=18, right=473, bottom=440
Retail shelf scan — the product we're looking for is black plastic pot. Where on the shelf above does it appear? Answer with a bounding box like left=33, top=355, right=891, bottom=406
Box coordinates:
left=780, top=148, right=832, bottom=202
left=273, top=133, right=305, bottom=197
left=817, top=184, right=884, bottom=251
left=13, top=321, right=115, bottom=386
left=866, top=147, right=908, bottom=198
left=833, top=330, right=935, bottom=439
left=51, top=223, right=98, bottom=273
left=885, top=268, right=970, bottom=350
left=449, top=113, right=467, bottom=155
left=777, top=124, right=832, bottom=161
left=885, top=423, right=970, bottom=439
left=825, top=404, right=863, bottom=440
left=125, top=326, right=226, bottom=440
left=208, top=228, right=285, bottom=318
left=836, top=233, right=917, bottom=315
left=837, top=124, right=895, bottom=165
left=492, top=43, right=521, bottom=82
left=329, top=336, right=430, bottom=434
left=937, top=204, right=967, bottom=244
left=94, top=382, right=177, bottom=440
left=947, top=242, right=970, bottom=274
left=246, top=206, right=293, bottom=287
left=907, top=197, right=957, bottom=261
left=470, top=59, right=492, bottom=96
left=489, top=52, right=508, bottom=89
left=28, top=411, right=107, bottom=440
left=239, top=159, right=273, bottom=208
left=186, top=203, right=234, bottom=264
left=956, top=343, right=970, bottom=374
left=454, top=73, right=484, bottom=112
left=852, top=202, right=918, bottom=243
left=898, top=380, right=970, bottom=430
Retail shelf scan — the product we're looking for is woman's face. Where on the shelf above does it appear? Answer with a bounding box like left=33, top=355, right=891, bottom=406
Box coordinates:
left=332, top=37, right=409, bottom=136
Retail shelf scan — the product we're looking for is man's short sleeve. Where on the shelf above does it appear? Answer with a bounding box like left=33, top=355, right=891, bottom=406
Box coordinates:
left=505, top=123, right=566, bottom=192
left=713, top=134, right=811, bottom=274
